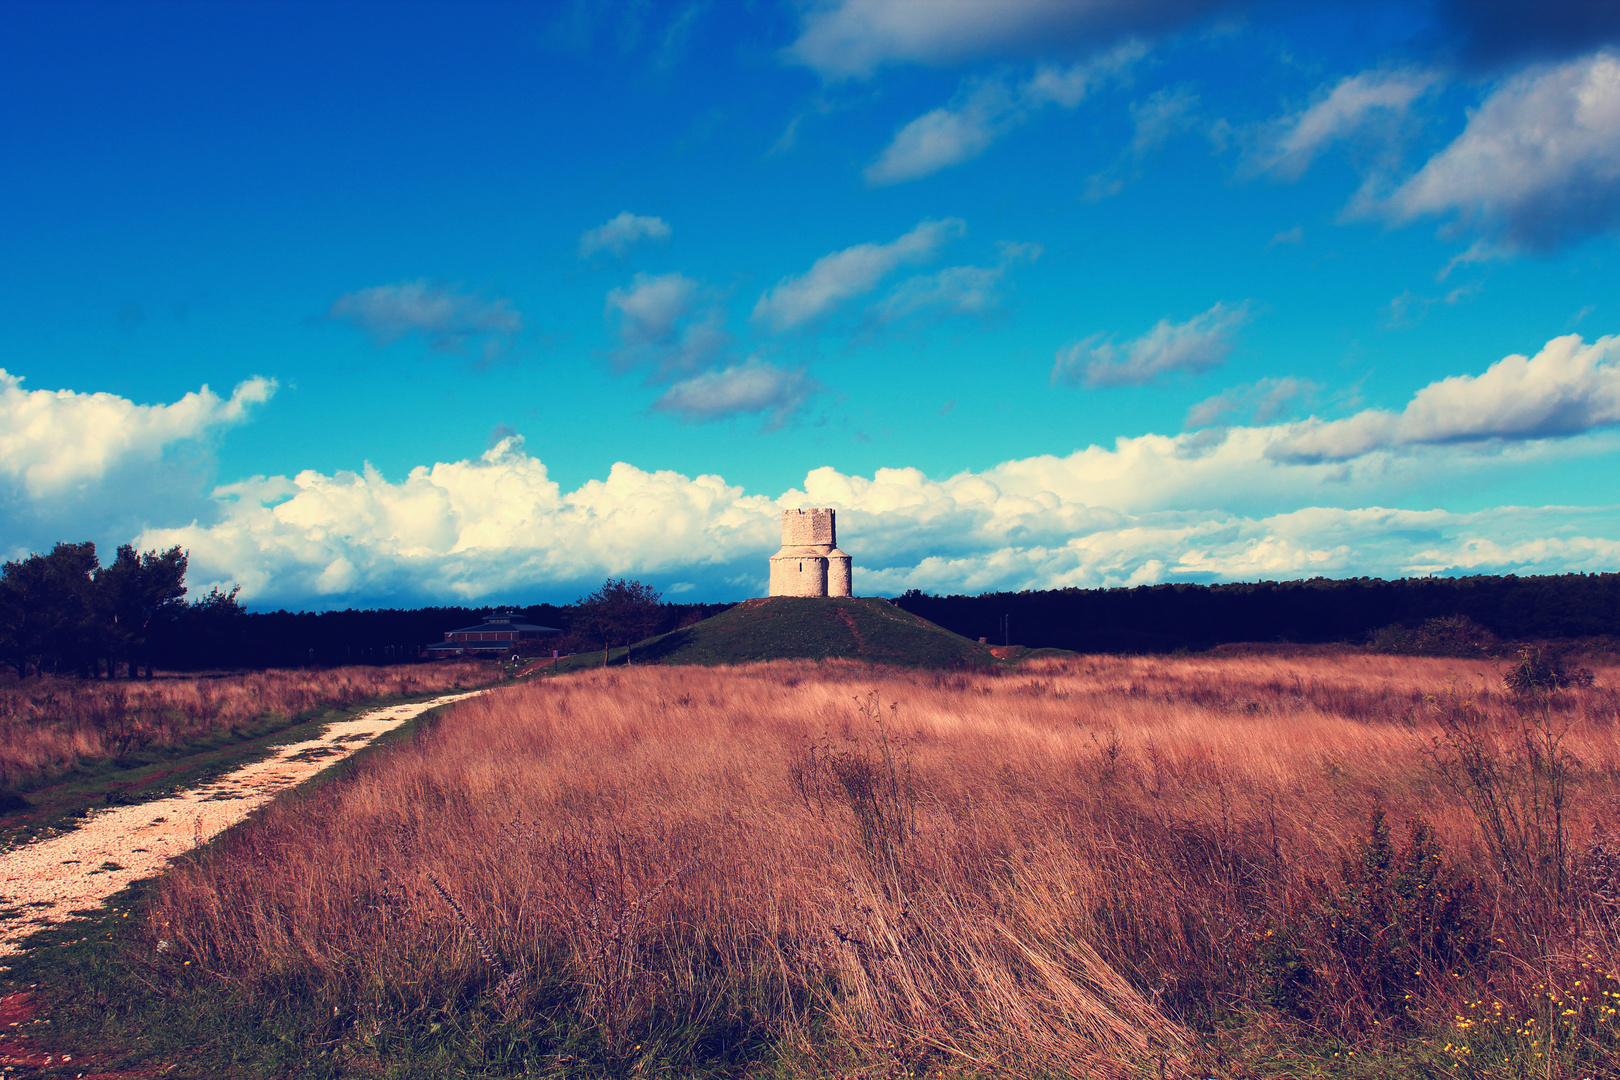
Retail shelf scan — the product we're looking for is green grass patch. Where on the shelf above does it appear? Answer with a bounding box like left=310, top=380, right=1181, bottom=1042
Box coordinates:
left=547, top=597, right=1014, bottom=673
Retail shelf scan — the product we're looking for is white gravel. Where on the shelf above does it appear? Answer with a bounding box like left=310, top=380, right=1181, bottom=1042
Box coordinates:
left=0, top=690, right=486, bottom=956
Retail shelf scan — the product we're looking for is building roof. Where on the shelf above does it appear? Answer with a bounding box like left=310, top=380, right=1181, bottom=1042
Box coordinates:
left=439, top=612, right=562, bottom=636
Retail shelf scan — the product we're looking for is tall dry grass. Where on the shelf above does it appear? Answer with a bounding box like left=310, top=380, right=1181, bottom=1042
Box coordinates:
left=0, top=662, right=489, bottom=791
left=152, top=653, right=1620, bottom=1076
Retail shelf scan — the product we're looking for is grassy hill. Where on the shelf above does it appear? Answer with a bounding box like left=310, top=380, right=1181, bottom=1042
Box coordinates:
left=555, top=596, right=1013, bottom=670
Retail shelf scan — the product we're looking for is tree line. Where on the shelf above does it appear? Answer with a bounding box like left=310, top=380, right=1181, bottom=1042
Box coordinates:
left=1, top=541, right=729, bottom=675
left=0, top=541, right=243, bottom=678
left=156, top=585, right=726, bottom=670
left=893, top=573, right=1620, bottom=653
left=8, top=536, right=1617, bottom=676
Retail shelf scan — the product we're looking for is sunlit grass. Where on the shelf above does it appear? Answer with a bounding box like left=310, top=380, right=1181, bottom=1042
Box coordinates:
left=0, top=662, right=489, bottom=791
left=61, top=651, right=1620, bottom=1075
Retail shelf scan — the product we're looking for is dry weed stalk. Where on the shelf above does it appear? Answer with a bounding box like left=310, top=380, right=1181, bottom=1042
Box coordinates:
left=576, top=849, right=701, bottom=1050
left=423, top=870, right=523, bottom=1003
left=793, top=691, right=916, bottom=886
left=1421, top=676, right=1579, bottom=905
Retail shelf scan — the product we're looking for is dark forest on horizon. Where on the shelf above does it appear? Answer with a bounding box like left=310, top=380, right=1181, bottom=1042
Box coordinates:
left=201, top=571, right=1620, bottom=668
left=5, top=540, right=1619, bottom=673
left=894, top=573, right=1620, bottom=654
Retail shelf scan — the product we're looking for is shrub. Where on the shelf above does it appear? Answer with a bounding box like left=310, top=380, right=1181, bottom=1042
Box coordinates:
left=1503, top=644, right=1594, bottom=694
left=1320, top=807, right=1491, bottom=1017
left=1423, top=678, right=1579, bottom=901
left=1370, top=615, right=1499, bottom=657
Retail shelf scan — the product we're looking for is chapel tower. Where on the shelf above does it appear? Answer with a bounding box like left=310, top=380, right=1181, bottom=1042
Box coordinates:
left=768, top=508, right=853, bottom=597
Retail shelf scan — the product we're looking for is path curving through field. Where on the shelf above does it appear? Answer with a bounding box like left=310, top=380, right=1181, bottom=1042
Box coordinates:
left=0, top=690, right=487, bottom=957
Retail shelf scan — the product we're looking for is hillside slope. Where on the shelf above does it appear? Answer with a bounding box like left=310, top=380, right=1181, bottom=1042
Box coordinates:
left=622, top=596, right=998, bottom=668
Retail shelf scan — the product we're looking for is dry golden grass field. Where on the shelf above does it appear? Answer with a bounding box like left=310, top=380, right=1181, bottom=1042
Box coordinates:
left=119, top=649, right=1620, bottom=1078
left=0, top=662, right=489, bottom=792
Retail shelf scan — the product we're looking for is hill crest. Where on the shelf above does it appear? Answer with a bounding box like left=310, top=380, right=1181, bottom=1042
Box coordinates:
left=607, top=596, right=1005, bottom=668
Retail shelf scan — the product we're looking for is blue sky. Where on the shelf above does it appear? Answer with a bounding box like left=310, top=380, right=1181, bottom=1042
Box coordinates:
left=4, top=0, right=1620, bottom=608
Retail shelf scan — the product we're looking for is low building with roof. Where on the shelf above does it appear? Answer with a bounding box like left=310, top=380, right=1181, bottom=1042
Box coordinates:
left=421, top=610, right=562, bottom=659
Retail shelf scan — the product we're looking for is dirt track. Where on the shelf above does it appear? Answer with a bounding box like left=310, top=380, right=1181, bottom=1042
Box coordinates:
left=0, top=690, right=485, bottom=956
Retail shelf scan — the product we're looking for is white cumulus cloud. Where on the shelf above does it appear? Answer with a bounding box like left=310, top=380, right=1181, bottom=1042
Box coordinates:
left=752, top=218, right=964, bottom=331
left=1053, top=302, right=1251, bottom=387
left=1380, top=50, right=1620, bottom=250
left=138, top=435, right=779, bottom=605
left=653, top=359, right=820, bottom=430
left=136, top=420, right=1620, bottom=608
left=1248, top=68, right=1438, bottom=181
left=325, top=280, right=523, bottom=361
left=852, top=504, right=1620, bottom=597
left=864, top=44, right=1144, bottom=185
left=787, top=0, right=1214, bottom=80
left=579, top=211, right=673, bottom=257
left=1271, top=332, right=1620, bottom=462
left=605, top=272, right=728, bottom=379
left=1085, top=84, right=1205, bottom=200
left=11, top=328, right=1618, bottom=608
left=1185, top=376, right=1317, bottom=429
left=0, top=371, right=275, bottom=498
left=872, top=240, right=1042, bottom=323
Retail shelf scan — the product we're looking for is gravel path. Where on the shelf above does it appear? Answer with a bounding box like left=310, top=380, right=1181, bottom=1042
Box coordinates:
left=0, top=690, right=486, bottom=956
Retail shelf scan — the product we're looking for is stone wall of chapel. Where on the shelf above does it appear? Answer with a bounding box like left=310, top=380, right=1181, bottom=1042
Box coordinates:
left=781, top=508, right=836, bottom=547
left=769, top=554, right=828, bottom=597
left=827, top=553, right=852, bottom=597
left=768, top=508, right=851, bottom=598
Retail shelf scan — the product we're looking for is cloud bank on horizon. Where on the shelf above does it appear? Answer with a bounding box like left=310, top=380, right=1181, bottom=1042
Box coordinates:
left=4, top=0, right=1620, bottom=607
left=7, top=331, right=1619, bottom=607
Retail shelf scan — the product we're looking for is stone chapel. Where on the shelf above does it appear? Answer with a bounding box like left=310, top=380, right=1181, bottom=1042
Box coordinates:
left=767, top=508, right=853, bottom=597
